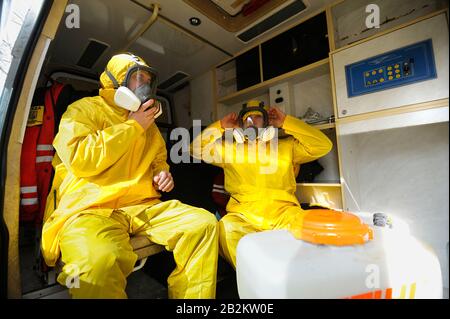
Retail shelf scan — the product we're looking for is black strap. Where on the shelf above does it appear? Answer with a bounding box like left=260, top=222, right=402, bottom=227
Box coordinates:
left=105, top=68, right=119, bottom=88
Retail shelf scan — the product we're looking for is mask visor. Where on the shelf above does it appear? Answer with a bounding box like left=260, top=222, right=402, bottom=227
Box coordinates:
left=125, top=67, right=158, bottom=104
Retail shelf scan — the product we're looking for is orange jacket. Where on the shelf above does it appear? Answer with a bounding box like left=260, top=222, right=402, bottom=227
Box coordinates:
left=20, top=83, right=65, bottom=224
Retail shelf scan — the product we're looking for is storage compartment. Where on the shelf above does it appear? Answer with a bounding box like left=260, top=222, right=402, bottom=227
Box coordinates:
left=235, top=46, right=261, bottom=91
left=338, top=121, right=449, bottom=289
left=261, top=11, right=329, bottom=81
left=215, top=46, right=261, bottom=98
left=331, top=0, right=448, bottom=49
left=216, top=59, right=237, bottom=98
left=313, top=129, right=340, bottom=183
left=296, top=183, right=342, bottom=210
left=292, top=73, right=334, bottom=122
left=331, top=12, right=449, bottom=118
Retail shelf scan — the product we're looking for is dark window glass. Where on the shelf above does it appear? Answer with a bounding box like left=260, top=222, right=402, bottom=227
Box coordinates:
left=261, top=12, right=329, bottom=80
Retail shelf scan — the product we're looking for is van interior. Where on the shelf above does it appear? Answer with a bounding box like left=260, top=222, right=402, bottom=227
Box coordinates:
left=0, top=0, right=448, bottom=299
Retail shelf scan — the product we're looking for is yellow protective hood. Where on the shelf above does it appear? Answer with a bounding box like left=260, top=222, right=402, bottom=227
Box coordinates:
left=99, top=53, right=150, bottom=108
left=241, top=100, right=268, bottom=121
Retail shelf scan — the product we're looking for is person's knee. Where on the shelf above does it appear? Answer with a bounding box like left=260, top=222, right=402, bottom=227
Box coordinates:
left=90, top=244, right=120, bottom=269
left=218, top=216, right=234, bottom=237
left=180, top=210, right=218, bottom=245
left=75, top=240, right=135, bottom=277
left=203, top=210, right=218, bottom=228
left=218, top=219, right=234, bottom=249
left=193, top=209, right=218, bottom=231
left=218, top=219, right=226, bottom=237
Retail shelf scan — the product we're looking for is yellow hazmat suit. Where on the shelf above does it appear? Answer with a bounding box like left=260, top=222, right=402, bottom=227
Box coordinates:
left=191, top=115, right=332, bottom=268
left=41, top=54, right=218, bottom=298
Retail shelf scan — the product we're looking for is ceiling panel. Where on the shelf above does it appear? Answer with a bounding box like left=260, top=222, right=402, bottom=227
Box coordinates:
left=45, top=0, right=336, bottom=84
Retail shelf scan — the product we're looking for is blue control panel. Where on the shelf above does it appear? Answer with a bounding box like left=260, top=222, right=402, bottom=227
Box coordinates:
left=345, top=39, right=437, bottom=98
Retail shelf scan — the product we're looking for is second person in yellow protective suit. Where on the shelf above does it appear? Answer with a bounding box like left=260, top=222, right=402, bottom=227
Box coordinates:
left=191, top=101, right=332, bottom=268
left=41, top=53, right=218, bottom=298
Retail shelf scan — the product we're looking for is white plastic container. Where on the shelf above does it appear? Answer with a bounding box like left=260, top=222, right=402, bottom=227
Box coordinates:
left=236, top=212, right=442, bottom=299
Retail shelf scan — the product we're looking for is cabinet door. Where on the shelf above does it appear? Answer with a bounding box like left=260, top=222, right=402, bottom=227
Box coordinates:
left=261, top=11, right=329, bottom=81
left=332, top=13, right=449, bottom=118
left=235, top=46, right=261, bottom=91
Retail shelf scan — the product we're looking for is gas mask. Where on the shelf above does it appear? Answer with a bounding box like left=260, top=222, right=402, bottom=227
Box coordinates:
left=233, top=101, right=276, bottom=143
left=104, top=58, right=162, bottom=118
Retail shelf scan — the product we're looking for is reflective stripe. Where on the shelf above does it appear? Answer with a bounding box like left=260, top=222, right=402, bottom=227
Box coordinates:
left=36, top=156, right=53, bottom=163
left=21, top=198, right=38, bottom=206
left=20, top=186, right=38, bottom=194
left=37, top=144, right=54, bottom=151
left=213, top=184, right=224, bottom=189
left=212, top=189, right=228, bottom=194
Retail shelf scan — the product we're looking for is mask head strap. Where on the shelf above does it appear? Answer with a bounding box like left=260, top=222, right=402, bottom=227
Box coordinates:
left=105, top=69, right=120, bottom=89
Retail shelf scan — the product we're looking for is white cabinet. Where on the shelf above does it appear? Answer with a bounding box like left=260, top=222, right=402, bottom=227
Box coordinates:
left=329, top=6, right=449, bottom=289
left=331, top=12, right=449, bottom=118
left=337, top=120, right=449, bottom=288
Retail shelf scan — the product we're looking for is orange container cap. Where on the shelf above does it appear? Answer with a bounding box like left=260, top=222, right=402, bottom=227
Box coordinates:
left=290, top=209, right=374, bottom=246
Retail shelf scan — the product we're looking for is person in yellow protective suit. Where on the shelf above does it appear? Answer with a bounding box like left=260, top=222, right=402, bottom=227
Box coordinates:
left=191, top=100, right=332, bottom=268
left=41, top=53, right=218, bottom=299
